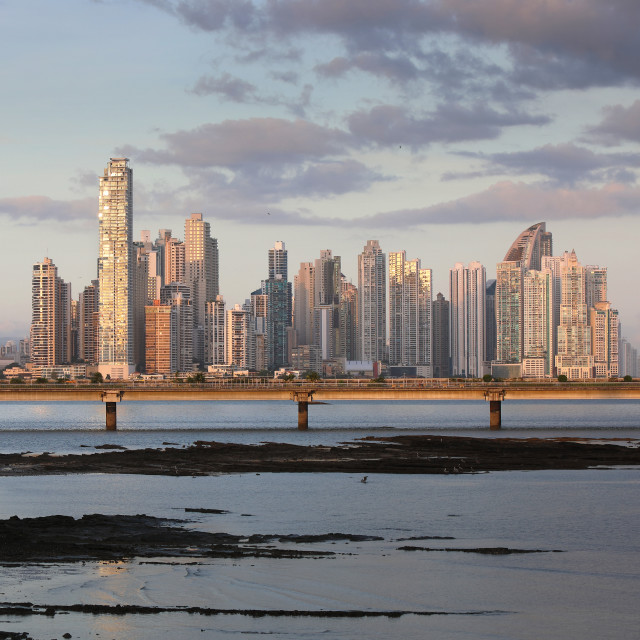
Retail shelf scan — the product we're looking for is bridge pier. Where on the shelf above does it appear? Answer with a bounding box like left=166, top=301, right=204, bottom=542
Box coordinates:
left=291, top=391, right=315, bottom=430
left=484, top=390, right=506, bottom=430
left=101, top=391, right=124, bottom=431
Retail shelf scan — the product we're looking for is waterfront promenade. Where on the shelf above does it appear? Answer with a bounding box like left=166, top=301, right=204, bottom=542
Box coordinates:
left=1, top=379, right=639, bottom=430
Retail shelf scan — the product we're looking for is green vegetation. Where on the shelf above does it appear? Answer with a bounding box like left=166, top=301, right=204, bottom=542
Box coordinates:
left=483, top=374, right=493, bottom=382
left=304, top=371, right=321, bottom=382
left=623, top=375, right=633, bottom=382
left=9, top=377, right=25, bottom=384
left=90, top=372, right=104, bottom=384
left=557, top=374, right=568, bottom=382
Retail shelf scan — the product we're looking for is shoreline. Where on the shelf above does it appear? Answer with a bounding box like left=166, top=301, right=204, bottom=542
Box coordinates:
left=1, top=435, right=639, bottom=476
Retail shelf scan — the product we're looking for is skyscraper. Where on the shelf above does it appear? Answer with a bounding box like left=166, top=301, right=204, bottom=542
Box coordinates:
left=78, top=280, right=99, bottom=365
left=313, top=250, right=342, bottom=361
left=160, top=282, right=193, bottom=373
left=269, top=241, right=288, bottom=280
left=496, top=222, right=552, bottom=367
left=97, top=158, right=135, bottom=379
left=262, top=241, right=292, bottom=370
left=449, top=261, right=485, bottom=378
left=31, top=257, right=64, bottom=369
left=555, top=250, right=594, bottom=379
left=185, top=213, right=219, bottom=364
left=522, top=269, right=553, bottom=377
left=357, top=240, right=386, bottom=362
left=145, top=302, right=172, bottom=375
left=293, top=262, right=314, bottom=346
left=590, top=301, right=619, bottom=378
left=204, top=295, right=225, bottom=366
left=389, top=251, right=432, bottom=369
left=432, top=292, right=450, bottom=378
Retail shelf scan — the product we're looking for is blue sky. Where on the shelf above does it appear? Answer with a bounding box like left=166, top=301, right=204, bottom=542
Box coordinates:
left=1, top=0, right=639, bottom=345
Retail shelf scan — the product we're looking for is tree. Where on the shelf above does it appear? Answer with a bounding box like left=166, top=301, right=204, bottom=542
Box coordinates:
left=623, top=375, right=633, bottom=382
left=557, top=374, right=568, bottom=382
left=483, top=374, right=493, bottom=382
left=9, top=377, right=25, bottom=384
left=304, top=370, right=321, bottom=382
left=90, top=372, right=104, bottom=384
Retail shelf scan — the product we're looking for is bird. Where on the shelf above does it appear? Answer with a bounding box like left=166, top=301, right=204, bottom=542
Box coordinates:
left=360, top=476, right=368, bottom=483
left=266, top=211, right=271, bottom=215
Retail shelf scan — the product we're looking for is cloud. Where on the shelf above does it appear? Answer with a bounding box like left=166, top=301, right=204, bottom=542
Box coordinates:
left=435, top=0, right=640, bottom=84
left=118, top=118, right=354, bottom=168
left=140, top=0, right=640, bottom=90
left=190, top=73, right=259, bottom=102
left=354, top=181, right=640, bottom=228
left=0, top=196, right=95, bottom=224
left=585, top=100, right=640, bottom=146
left=444, top=143, right=640, bottom=185
left=347, top=104, right=549, bottom=148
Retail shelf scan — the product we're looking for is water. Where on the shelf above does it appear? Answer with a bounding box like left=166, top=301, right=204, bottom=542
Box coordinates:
left=0, top=399, right=639, bottom=453
left=0, top=400, right=639, bottom=639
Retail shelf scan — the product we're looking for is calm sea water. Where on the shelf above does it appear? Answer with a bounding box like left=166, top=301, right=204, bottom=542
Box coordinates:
left=0, top=399, right=639, bottom=453
left=0, top=400, right=638, bottom=639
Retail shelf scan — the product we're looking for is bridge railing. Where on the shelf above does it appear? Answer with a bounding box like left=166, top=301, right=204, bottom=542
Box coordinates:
left=2, top=378, right=639, bottom=392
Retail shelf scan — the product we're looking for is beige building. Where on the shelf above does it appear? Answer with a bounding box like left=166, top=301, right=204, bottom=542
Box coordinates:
left=97, top=157, right=135, bottom=379
left=31, top=257, right=64, bottom=368
left=145, top=302, right=172, bottom=375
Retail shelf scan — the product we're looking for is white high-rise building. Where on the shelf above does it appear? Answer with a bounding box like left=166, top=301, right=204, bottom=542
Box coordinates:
left=590, top=301, right=619, bottom=378
left=226, top=304, right=255, bottom=369
left=389, top=251, right=432, bottom=368
left=293, top=262, right=314, bottom=346
left=358, top=240, right=386, bottom=362
left=185, top=213, right=219, bottom=363
left=555, top=250, right=594, bottom=379
left=31, top=257, right=64, bottom=369
left=160, top=283, right=194, bottom=373
left=449, top=261, right=485, bottom=378
left=205, top=295, right=226, bottom=366
left=522, top=270, right=554, bottom=377
left=97, top=158, right=135, bottom=379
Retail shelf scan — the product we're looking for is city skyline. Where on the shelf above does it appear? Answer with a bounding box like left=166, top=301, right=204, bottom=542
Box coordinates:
left=1, top=1, right=639, bottom=345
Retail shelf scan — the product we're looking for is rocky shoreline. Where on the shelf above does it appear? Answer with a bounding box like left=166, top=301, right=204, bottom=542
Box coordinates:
left=0, top=435, right=638, bottom=476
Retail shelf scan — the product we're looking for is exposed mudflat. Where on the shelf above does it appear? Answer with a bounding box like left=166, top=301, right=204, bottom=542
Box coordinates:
left=0, top=435, right=638, bottom=477
left=0, top=513, right=384, bottom=563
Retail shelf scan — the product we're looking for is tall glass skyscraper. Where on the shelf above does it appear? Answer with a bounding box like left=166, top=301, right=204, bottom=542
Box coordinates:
left=97, top=157, right=135, bottom=378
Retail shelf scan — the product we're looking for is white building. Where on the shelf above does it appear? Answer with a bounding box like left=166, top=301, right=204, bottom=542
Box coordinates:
left=97, top=158, right=135, bottom=379
left=449, top=261, right=485, bottom=378
left=358, top=240, right=386, bottom=362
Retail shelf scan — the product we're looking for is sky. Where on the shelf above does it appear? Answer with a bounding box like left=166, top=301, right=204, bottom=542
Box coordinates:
left=1, top=0, right=639, bottom=345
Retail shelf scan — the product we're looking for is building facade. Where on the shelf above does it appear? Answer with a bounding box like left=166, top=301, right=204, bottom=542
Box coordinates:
left=449, top=261, right=485, bottom=378
left=97, top=157, right=135, bottom=378
left=357, top=240, right=386, bottom=362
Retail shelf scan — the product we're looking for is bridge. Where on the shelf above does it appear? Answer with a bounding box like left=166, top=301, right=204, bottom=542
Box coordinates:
left=1, top=380, right=639, bottom=430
